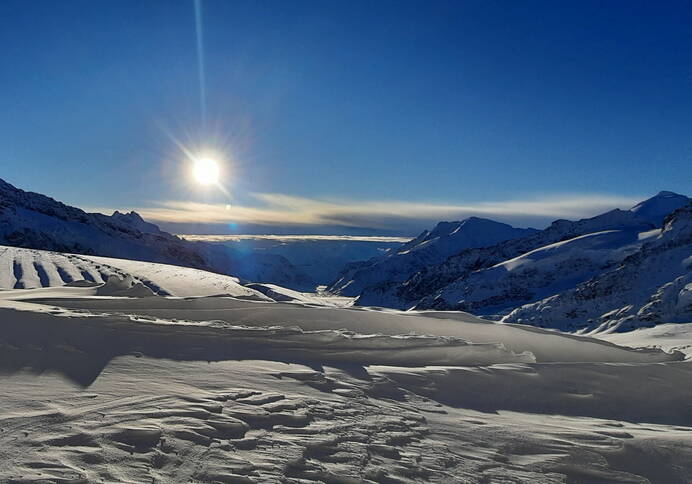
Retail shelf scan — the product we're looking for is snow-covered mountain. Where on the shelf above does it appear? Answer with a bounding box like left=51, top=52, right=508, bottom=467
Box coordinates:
left=504, top=202, right=692, bottom=332
left=0, top=178, right=319, bottom=289
left=328, top=217, right=537, bottom=297
left=418, top=229, right=649, bottom=316
left=0, top=178, right=211, bottom=269
left=630, top=190, right=691, bottom=226
left=332, top=192, right=691, bottom=323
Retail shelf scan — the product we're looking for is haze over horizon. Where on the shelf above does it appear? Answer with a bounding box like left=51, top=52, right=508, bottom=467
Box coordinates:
left=2, top=0, right=691, bottom=234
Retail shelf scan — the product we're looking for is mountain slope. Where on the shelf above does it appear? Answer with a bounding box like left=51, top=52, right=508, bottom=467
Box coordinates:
left=504, top=202, right=692, bottom=332
left=418, top=228, right=650, bottom=315
left=0, top=178, right=209, bottom=269
left=352, top=191, right=690, bottom=310
left=0, top=178, right=314, bottom=289
left=328, top=217, right=537, bottom=297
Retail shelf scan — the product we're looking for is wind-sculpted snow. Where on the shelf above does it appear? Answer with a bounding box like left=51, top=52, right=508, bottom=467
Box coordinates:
left=372, top=361, right=692, bottom=426
left=244, top=282, right=354, bottom=306
left=4, top=289, right=682, bottom=365
left=0, top=299, right=536, bottom=375
left=5, top=355, right=692, bottom=483
left=1, top=259, right=691, bottom=482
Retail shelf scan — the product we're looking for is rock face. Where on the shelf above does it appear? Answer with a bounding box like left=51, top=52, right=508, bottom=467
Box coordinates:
left=326, top=192, right=691, bottom=333
left=0, top=178, right=313, bottom=289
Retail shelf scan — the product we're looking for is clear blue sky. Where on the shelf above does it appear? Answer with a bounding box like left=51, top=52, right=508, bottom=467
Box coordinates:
left=1, top=0, right=691, bottom=233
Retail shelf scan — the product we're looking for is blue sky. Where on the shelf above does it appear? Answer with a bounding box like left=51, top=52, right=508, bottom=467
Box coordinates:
left=1, top=0, right=691, bottom=233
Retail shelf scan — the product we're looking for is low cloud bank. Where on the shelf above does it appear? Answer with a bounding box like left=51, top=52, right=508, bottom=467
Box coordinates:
left=91, top=192, right=642, bottom=235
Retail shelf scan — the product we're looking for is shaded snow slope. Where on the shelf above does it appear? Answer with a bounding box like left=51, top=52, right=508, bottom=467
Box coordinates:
left=0, top=178, right=209, bottom=269
left=328, top=217, right=537, bottom=297
left=504, top=202, right=692, bottom=332
left=1, top=299, right=536, bottom=374
left=16, top=293, right=681, bottom=365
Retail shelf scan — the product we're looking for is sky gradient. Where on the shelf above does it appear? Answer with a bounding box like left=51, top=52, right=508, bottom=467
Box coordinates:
left=2, top=0, right=691, bottom=233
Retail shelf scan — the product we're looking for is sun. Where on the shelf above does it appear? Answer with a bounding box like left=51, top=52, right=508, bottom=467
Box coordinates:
left=192, top=157, right=220, bottom=185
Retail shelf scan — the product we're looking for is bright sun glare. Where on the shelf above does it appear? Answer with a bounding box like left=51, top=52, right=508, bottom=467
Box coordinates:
left=192, top=157, right=220, bottom=185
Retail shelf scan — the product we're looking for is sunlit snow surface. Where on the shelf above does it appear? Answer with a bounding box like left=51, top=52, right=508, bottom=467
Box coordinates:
left=1, top=246, right=692, bottom=482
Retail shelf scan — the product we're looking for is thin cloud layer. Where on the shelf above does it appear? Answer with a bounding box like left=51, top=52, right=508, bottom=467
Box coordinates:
left=90, top=192, right=643, bottom=233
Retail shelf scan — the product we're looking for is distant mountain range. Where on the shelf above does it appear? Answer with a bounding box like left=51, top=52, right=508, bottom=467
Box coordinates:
left=327, top=191, right=692, bottom=332
left=2, top=177, right=690, bottom=333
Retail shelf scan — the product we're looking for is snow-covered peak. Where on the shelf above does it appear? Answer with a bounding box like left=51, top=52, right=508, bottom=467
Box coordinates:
left=398, top=217, right=537, bottom=255
left=629, top=190, right=691, bottom=227
left=328, top=217, right=536, bottom=296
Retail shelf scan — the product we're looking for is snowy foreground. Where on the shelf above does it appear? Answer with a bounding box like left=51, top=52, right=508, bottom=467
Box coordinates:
left=1, top=250, right=692, bottom=482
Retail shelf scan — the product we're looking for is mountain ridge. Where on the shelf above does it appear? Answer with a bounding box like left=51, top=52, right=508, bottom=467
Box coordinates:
left=328, top=191, right=692, bottom=333
left=328, top=216, right=538, bottom=297
left=0, top=178, right=314, bottom=289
